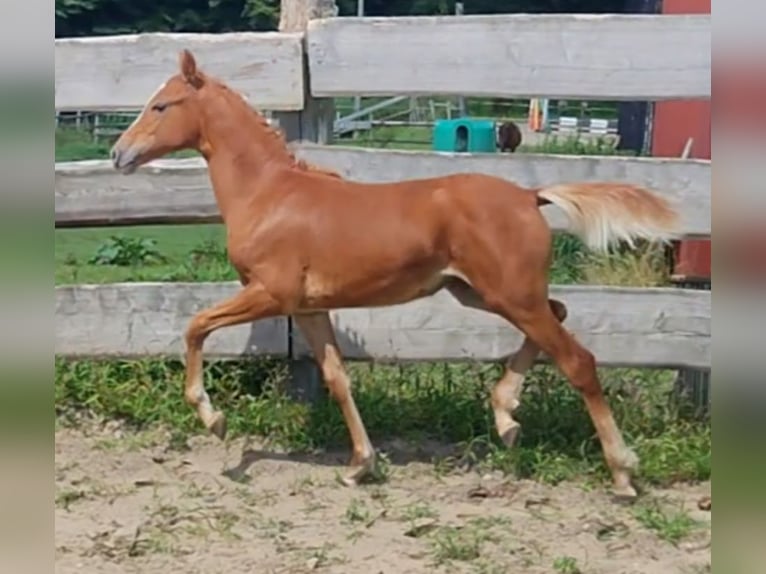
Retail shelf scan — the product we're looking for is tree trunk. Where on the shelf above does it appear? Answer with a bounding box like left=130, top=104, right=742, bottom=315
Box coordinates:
left=279, top=0, right=338, bottom=32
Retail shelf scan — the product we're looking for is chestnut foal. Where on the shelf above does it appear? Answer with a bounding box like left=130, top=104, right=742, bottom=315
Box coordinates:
left=111, top=50, right=680, bottom=498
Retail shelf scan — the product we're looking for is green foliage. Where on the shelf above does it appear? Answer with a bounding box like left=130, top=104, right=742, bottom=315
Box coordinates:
left=56, top=0, right=630, bottom=38
left=335, top=0, right=625, bottom=17
left=88, top=236, right=167, bottom=267
left=55, top=357, right=711, bottom=489
left=633, top=499, right=701, bottom=545
left=56, top=0, right=280, bottom=38
left=55, top=0, right=99, bottom=19
left=553, top=556, right=582, bottom=574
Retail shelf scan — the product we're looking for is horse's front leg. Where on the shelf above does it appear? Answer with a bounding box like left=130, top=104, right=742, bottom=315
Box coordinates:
left=184, top=281, right=282, bottom=438
left=293, top=311, right=376, bottom=485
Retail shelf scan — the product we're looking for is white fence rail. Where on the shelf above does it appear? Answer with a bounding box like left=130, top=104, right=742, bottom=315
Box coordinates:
left=306, top=14, right=711, bottom=100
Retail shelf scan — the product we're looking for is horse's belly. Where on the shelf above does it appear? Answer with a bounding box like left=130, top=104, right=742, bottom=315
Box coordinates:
left=299, top=259, right=448, bottom=310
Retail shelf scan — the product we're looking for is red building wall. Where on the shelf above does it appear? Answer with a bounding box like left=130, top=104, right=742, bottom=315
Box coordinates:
left=651, top=0, right=711, bottom=282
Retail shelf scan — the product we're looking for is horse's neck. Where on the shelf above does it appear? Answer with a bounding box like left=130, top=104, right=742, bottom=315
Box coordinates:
left=198, top=87, right=295, bottom=218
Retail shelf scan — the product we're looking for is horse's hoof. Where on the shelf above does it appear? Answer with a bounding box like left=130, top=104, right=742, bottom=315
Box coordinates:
left=612, top=483, right=638, bottom=502
left=340, top=454, right=376, bottom=487
left=499, top=421, right=520, bottom=448
left=208, top=411, right=227, bottom=441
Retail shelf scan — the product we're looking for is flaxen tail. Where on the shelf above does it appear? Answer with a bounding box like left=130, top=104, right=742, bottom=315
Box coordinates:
left=536, top=182, right=681, bottom=252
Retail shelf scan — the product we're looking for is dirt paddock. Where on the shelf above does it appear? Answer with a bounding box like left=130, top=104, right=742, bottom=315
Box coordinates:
left=55, top=425, right=711, bottom=574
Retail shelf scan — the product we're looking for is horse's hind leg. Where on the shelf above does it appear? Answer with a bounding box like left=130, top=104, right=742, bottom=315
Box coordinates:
left=445, top=279, right=567, bottom=448
left=490, top=299, right=567, bottom=447
left=502, top=300, right=638, bottom=498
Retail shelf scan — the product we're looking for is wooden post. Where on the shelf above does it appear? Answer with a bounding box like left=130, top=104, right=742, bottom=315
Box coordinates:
left=274, top=0, right=337, bottom=144
left=275, top=0, right=338, bottom=402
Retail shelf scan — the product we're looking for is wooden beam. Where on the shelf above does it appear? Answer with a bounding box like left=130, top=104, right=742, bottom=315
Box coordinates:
left=306, top=14, right=710, bottom=100
left=54, top=282, right=710, bottom=369
left=291, top=285, right=711, bottom=369
left=55, top=158, right=219, bottom=228
left=272, top=0, right=338, bottom=145
left=55, top=282, right=290, bottom=359
left=55, top=32, right=305, bottom=111
left=272, top=0, right=340, bottom=400
left=55, top=147, right=711, bottom=237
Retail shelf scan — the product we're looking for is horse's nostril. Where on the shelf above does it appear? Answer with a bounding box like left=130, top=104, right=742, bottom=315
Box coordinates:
left=110, top=148, right=119, bottom=164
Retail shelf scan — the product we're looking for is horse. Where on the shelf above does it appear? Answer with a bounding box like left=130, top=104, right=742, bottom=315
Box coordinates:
left=110, top=50, right=680, bottom=499
left=496, top=120, right=522, bottom=153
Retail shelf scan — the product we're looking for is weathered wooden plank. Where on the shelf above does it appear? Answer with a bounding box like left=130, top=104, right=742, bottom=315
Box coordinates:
left=291, top=286, right=711, bottom=369
left=55, top=282, right=710, bottom=369
left=55, top=283, right=289, bottom=359
left=55, top=147, right=711, bottom=237
left=55, top=32, right=305, bottom=111
left=306, top=14, right=710, bottom=100
left=55, top=158, right=217, bottom=227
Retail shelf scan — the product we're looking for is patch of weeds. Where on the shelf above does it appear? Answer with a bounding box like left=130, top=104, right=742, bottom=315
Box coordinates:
left=304, top=542, right=345, bottom=569
left=368, top=486, right=389, bottom=503
left=209, top=509, right=242, bottom=540
left=484, top=444, right=590, bottom=486
left=633, top=498, right=701, bottom=545
left=258, top=518, right=293, bottom=539
left=55, top=488, right=86, bottom=510
left=581, top=241, right=670, bottom=287
left=344, top=497, right=371, bottom=524
left=183, top=482, right=217, bottom=500
left=472, top=560, right=512, bottom=574
left=430, top=524, right=490, bottom=565
left=553, top=555, right=583, bottom=574
left=167, top=429, right=192, bottom=452
left=288, top=474, right=316, bottom=495
left=631, top=422, right=711, bottom=487
left=549, top=233, right=588, bottom=284
left=89, top=235, right=166, bottom=267
left=401, top=501, right=439, bottom=523
left=368, top=450, right=392, bottom=484
left=520, top=134, right=629, bottom=157
left=468, top=515, right=512, bottom=530
left=161, top=239, right=236, bottom=282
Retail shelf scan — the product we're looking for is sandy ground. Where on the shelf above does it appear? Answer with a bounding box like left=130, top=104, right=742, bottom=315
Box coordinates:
left=55, top=425, right=710, bottom=574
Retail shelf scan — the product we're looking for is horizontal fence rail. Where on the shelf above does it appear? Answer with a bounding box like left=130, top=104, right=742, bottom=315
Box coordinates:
left=306, top=14, right=711, bottom=100
left=55, top=146, right=712, bottom=237
left=55, top=283, right=711, bottom=369
left=55, top=283, right=290, bottom=359
left=55, top=32, right=306, bottom=111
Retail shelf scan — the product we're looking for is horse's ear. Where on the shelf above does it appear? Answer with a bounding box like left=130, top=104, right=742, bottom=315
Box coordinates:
left=179, top=49, right=204, bottom=89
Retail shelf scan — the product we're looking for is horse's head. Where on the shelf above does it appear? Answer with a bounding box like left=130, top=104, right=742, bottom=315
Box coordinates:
left=111, top=50, right=207, bottom=174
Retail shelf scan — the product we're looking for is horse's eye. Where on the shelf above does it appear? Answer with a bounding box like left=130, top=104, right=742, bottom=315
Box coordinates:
left=152, top=102, right=168, bottom=113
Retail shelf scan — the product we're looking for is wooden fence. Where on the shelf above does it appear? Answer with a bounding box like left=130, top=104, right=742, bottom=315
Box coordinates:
left=54, top=13, right=712, bottom=372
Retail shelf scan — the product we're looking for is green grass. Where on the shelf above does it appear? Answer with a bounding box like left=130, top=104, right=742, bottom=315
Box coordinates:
left=55, top=225, right=235, bottom=285
left=55, top=355, right=710, bottom=489
left=54, top=125, right=706, bottom=490
left=56, top=127, right=200, bottom=162
left=633, top=498, right=702, bottom=545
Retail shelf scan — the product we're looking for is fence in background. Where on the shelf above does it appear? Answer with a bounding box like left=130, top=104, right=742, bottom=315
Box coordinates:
left=54, top=13, right=712, bottom=375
